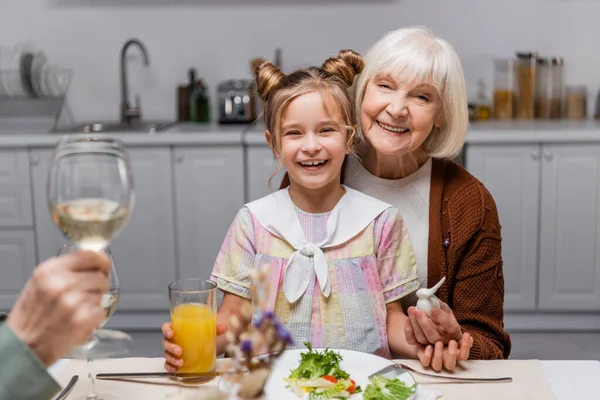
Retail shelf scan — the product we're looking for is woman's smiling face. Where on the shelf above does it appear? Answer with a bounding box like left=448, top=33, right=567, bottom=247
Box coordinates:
left=360, top=73, right=443, bottom=158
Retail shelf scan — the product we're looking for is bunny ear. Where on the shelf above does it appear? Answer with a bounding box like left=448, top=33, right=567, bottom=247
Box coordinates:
left=430, top=276, right=446, bottom=293
left=253, top=60, right=286, bottom=101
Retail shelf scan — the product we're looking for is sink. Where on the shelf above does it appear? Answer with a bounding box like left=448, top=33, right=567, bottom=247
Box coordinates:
left=53, top=120, right=177, bottom=134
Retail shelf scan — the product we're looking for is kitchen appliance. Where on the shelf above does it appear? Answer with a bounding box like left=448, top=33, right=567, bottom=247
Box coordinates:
left=217, top=79, right=257, bottom=124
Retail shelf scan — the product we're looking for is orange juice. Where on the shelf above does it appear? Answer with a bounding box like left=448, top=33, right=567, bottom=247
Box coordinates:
left=171, top=303, right=217, bottom=373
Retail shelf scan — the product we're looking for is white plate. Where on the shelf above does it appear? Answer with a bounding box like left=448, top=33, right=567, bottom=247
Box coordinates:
left=222, top=349, right=417, bottom=399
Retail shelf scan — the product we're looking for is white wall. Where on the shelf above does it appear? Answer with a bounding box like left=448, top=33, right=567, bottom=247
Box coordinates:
left=1, top=0, right=598, bottom=123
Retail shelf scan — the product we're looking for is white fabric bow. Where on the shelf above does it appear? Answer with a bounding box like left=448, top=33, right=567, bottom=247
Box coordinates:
left=245, top=186, right=392, bottom=303
left=283, top=241, right=331, bottom=303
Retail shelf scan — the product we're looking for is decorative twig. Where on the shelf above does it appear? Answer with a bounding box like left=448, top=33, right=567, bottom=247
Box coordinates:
left=220, top=263, right=293, bottom=398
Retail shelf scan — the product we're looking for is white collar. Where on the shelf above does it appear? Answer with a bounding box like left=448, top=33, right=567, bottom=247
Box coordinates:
left=245, top=185, right=393, bottom=302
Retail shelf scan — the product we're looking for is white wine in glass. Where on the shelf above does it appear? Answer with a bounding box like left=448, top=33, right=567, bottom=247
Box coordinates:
left=50, top=199, right=130, bottom=252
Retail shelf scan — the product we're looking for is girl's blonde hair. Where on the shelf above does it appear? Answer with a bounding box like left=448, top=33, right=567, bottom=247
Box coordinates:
left=354, top=26, right=469, bottom=159
left=252, top=50, right=365, bottom=189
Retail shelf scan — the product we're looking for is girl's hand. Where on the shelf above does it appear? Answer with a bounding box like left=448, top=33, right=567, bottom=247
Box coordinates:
left=417, top=332, right=473, bottom=372
left=162, top=322, right=228, bottom=373
left=405, top=300, right=462, bottom=345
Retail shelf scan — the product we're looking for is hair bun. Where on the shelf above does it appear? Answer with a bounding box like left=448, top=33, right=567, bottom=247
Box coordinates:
left=252, top=59, right=285, bottom=101
left=321, top=49, right=365, bottom=87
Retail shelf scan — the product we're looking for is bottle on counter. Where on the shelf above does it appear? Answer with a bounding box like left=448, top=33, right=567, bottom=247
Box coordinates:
left=177, top=68, right=196, bottom=121
left=475, top=79, right=491, bottom=121
left=514, top=51, right=538, bottom=120
left=190, top=80, right=210, bottom=123
left=493, top=58, right=515, bottom=120
left=536, top=57, right=563, bottom=119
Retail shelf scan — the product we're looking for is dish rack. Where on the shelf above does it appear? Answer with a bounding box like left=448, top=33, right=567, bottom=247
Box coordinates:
left=0, top=69, right=73, bottom=132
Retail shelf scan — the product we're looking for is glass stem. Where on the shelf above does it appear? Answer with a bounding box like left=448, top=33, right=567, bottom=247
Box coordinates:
left=86, top=357, right=99, bottom=399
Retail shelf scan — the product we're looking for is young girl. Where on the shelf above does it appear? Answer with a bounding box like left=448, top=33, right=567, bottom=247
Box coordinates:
left=162, top=50, right=420, bottom=371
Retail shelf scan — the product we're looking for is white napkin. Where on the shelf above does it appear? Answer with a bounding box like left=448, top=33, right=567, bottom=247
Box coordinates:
left=246, top=186, right=393, bottom=303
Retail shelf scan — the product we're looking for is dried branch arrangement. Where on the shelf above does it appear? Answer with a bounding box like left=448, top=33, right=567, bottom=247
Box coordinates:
left=220, top=264, right=293, bottom=399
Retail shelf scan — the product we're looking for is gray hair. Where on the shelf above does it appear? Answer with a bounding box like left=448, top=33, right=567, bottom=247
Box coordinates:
left=353, top=26, right=469, bottom=159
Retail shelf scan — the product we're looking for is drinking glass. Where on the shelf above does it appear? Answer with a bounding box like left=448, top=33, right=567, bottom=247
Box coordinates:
left=169, top=279, right=218, bottom=383
left=47, top=136, right=134, bottom=252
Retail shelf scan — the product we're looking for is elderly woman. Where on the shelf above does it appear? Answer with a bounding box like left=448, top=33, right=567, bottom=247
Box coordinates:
left=344, top=26, right=511, bottom=371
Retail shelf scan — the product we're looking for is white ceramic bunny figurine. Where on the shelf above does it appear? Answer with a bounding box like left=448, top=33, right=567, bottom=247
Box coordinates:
left=415, top=276, right=446, bottom=317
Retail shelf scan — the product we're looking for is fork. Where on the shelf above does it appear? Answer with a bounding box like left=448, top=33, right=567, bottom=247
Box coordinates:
left=369, top=363, right=513, bottom=383
left=54, top=375, right=79, bottom=400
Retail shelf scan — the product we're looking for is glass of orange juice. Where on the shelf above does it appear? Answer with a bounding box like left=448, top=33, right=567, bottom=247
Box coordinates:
left=168, top=279, right=217, bottom=378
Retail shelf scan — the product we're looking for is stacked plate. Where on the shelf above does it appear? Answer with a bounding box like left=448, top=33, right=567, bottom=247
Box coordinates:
left=0, top=42, right=68, bottom=98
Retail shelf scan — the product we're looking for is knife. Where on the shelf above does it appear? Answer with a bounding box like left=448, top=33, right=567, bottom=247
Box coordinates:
left=369, top=363, right=513, bottom=383
left=96, top=371, right=227, bottom=380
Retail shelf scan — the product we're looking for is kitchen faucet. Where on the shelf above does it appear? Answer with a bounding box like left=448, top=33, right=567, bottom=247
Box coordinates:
left=120, top=38, right=150, bottom=126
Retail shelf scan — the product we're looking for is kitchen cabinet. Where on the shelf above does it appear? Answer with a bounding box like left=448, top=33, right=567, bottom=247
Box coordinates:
left=0, top=150, right=33, bottom=226
left=538, top=144, right=600, bottom=311
left=173, top=146, right=245, bottom=281
left=466, top=143, right=600, bottom=314
left=0, top=231, right=36, bottom=309
left=0, top=150, right=36, bottom=310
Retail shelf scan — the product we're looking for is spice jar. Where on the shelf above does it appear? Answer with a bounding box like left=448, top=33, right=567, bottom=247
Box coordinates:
left=515, top=51, right=538, bottom=119
left=493, top=58, right=515, bottom=119
left=565, top=85, right=587, bottom=120
left=473, top=79, right=491, bottom=120
left=536, top=57, right=563, bottom=119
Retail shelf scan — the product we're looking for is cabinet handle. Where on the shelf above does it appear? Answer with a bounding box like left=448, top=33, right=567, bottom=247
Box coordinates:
left=531, top=150, right=540, bottom=160
left=175, top=156, right=184, bottom=164
left=543, top=150, right=554, bottom=160
left=30, top=156, right=40, bottom=166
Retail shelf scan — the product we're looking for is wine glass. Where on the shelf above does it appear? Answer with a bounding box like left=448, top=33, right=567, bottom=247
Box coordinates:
left=48, top=136, right=134, bottom=400
left=48, top=136, right=134, bottom=252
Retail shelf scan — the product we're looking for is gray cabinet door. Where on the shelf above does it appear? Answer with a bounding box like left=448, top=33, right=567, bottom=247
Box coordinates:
left=173, top=146, right=245, bottom=281
left=466, top=144, right=541, bottom=311
left=539, top=144, right=600, bottom=310
left=30, top=147, right=176, bottom=311
left=0, top=231, right=36, bottom=310
left=0, top=150, right=33, bottom=226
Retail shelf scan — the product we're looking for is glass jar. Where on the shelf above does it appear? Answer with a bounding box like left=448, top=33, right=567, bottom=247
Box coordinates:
left=514, top=51, right=538, bottom=120
left=493, top=58, right=515, bottom=120
left=536, top=57, right=563, bottom=119
left=565, top=85, right=587, bottom=120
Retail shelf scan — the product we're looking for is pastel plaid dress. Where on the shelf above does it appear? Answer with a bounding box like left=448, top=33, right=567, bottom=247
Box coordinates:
left=210, top=190, right=418, bottom=358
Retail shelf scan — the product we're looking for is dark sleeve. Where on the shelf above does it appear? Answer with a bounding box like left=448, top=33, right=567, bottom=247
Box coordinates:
left=452, top=185, right=512, bottom=360
left=0, top=313, right=62, bottom=400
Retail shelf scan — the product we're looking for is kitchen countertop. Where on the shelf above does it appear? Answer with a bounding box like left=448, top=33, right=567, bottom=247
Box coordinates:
left=0, top=122, right=248, bottom=148
left=2, top=120, right=600, bottom=148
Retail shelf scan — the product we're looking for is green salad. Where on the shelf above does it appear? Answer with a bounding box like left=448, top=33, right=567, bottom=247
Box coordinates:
left=285, top=343, right=360, bottom=399
left=363, top=375, right=417, bottom=400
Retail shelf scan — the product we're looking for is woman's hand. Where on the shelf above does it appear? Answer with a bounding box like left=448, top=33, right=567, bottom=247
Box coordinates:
left=162, top=322, right=228, bottom=373
left=417, top=332, right=473, bottom=372
left=405, top=300, right=462, bottom=346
